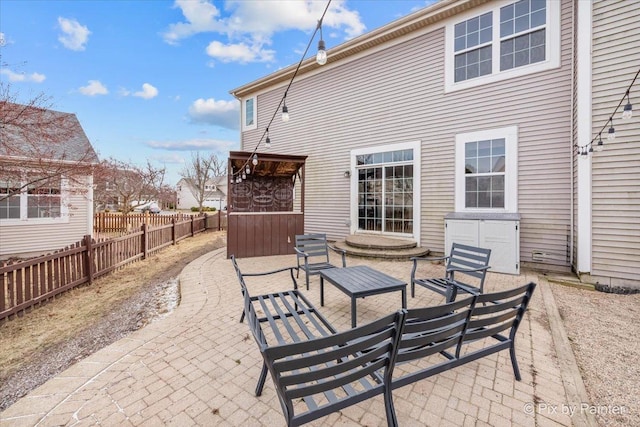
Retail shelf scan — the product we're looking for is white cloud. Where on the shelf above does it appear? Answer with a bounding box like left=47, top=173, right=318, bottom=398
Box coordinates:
left=146, top=138, right=237, bottom=152
left=163, top=0, right=224, bottom=45
left=151, top=153, right=186, bottom=164
left=0, top=32, right=6, bottom=47
left=0, top=68, right=46, bottom=83
left=163, top=0, right=366, bottom=64
left=188, top=98, right=239, bottom=130
left=133, top=83, right=159, bottom=99
left=57, top=17, right=91, bottom=51
left=118, top=87, right=131, bottom=97
left=205, top=41, right=274, bottom=63
left=79, top=80, right=108, bottom=96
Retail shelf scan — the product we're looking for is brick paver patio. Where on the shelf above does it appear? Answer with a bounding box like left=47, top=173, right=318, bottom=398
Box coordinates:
left=1, top=248, right=597, bottom=426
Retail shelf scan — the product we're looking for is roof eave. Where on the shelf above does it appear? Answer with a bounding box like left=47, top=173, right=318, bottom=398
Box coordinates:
left=229, top=0, right=488, bottom=98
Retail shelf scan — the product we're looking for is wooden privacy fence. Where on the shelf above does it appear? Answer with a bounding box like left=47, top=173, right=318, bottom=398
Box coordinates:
left=94, top=211, right=226, bottom=233
left=0, top=214, right=211, bottom=323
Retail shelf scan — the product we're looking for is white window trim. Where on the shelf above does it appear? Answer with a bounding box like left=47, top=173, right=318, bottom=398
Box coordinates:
left=444, top=0, right=560, bottom=93
left=455, top=126, right=518, bottom=213
left=0, top=177, right=70, bottom=225
left=242, top=97, right=257, bottom=131
left=349, top=141, right=421, bottom=245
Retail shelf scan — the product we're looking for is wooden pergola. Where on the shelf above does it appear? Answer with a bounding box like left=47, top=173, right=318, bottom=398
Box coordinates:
left=226, top=151, right=307, bottom=259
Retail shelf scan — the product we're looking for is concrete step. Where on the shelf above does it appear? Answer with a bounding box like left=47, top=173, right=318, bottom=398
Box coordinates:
left=334, top=238, right=429, bottom=261
left=345, top=234, right=417, bottom=250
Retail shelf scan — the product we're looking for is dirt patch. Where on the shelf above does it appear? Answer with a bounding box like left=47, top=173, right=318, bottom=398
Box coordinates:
left=550, top=284, right=640, bottom=427
left=0, top=230, right=225, bottom=411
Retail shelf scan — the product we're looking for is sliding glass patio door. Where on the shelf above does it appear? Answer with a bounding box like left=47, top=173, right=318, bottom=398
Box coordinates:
left=356, top=148, right=414, bottom=235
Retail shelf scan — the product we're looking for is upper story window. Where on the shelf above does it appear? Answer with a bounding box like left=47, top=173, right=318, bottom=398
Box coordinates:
left=445, top=0, right=559, bottom=92
left=242, top=97, right=257, bottom=131
left=455, top=126, right=518, bottom=213
left=454, top=12, right=493, bottom=82
left=499, top=0, right=546, bottom=71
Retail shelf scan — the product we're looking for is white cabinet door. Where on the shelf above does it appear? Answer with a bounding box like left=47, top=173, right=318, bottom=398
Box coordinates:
left=444, top=219, right=479, bottom=253
left=445, top=218, right=520, bottom=275
left=479, top=220, right=519, bottom=275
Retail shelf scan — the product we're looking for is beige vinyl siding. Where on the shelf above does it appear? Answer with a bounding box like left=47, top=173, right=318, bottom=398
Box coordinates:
left=0, top=178, right=92, bottom=259
left=590, top=0, right=640, bottom=284
left=241, top=0, right=574, bottom=268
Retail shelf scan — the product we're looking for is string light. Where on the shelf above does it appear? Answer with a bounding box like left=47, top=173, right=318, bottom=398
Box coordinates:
left=316, top=19, right=327, bottom=65
left=622, top=90, right=633, bottom=119
left=230, top=0, right=332, bottom=181
left=576, top=67, right=639, bottom=157
left=282, top=99, right=290, bottom=122
left=607, top=119, right=615, bottom=141
left=593, top=134, right=604, bottom=152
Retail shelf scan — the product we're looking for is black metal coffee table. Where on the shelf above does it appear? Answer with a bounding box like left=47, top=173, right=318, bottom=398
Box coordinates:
left=319, top=265, right=407, bottom=328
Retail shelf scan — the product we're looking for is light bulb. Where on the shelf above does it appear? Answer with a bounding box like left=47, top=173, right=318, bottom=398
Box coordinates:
left=316, top=40, right=327, bottom=65
left=245, top=165, right=250, bottom=174
left=607, top=125, right=615, bottom=141
left=282, top=105, right=289, bottom=122
left=594, top=140, right=604, bottom=152
left=265, top=136, right=271, bottom=149
left=252, top=154, right=258, bottom=166
left=623, top=102, right=633, bottom=119
left=242, top=172, right=246, bottom=180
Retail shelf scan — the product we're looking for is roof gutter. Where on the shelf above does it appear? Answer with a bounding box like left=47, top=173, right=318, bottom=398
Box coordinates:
left=229, top=0, right=490, bottom=98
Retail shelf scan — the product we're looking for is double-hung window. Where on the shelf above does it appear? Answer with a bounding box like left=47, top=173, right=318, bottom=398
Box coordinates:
left=455, top=127, right=518, bottom=213
left=0, top=176, right=67, bottom=221
left=242, top=97, right=257, bottom=131
left=446, top=0, right=559, bottom=91
left=0, top=180, right=21, bottom=219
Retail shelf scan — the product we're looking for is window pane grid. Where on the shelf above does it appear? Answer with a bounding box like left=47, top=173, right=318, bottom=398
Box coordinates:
left=455, top=46, right=492, bottom=82
left=453, top=0, right=548, bottom=83
left=500, top=29, right=545, bottom=71
left=500, top=0, right=546, bottom=38
left=357, top=161, right=413, bottom=234
left=454, top=12, right=492, bottom=53
left=464, top=139, right=506, bottom=209
left=1, top=178, right=63, bottom=220
left=356, top=149, right=413, bottom=166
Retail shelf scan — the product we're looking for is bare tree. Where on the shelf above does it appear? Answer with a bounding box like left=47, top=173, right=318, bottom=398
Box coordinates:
left=180, top=152, right=225, bottom=213
left=0, top=100, right=99, bottom=203
left=157, top=184, right=177, bottom=211
left=93, top=158, right=166, bottom=214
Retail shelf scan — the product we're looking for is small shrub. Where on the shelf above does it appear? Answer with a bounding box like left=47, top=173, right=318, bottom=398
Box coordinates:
left=191, top=206, right=217, bottom=212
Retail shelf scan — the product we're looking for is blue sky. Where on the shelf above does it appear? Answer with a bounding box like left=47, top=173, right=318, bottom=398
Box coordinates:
left=1, top=0, right=432, bottom=185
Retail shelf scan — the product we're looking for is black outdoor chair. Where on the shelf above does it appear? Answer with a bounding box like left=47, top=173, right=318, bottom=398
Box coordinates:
left=410, top=242, right=491, bottom=302
left=294, top=233, right=346, bottom=290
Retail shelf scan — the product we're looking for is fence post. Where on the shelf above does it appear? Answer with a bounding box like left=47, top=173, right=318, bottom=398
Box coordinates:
left=172, top=217, right=177, bottom=245
left=218, top=210, right=221, bottom=231
left=84, top=235, right=94, bottom=285
left=142, top=223, right=148, bottom=260
left=191, top=215, right=195, bottom=237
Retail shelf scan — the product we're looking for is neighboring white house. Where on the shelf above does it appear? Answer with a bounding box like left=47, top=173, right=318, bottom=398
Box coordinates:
left=0, top=103, right=99, bottom=259
left=176, top=177, right=227, bottom=211
left=230, top=0, right=639, bottom=286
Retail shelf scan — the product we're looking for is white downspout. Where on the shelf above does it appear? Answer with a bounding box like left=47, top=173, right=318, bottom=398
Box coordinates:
left=576, top=0, right=592, bottom=274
